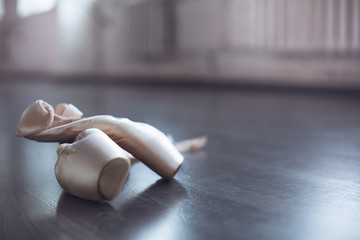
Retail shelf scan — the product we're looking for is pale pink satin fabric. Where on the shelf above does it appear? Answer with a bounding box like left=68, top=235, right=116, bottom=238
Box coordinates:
left=18, top=100, right=183, bottom=179
left=56, top=128, right=131, bottom=202
left=17, top=100, right=207, bottom=202
left=17, top=100, right=83, bottom=137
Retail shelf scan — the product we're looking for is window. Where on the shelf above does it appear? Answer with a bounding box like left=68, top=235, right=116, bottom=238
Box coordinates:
left=17, top=0, right=56, bottom=18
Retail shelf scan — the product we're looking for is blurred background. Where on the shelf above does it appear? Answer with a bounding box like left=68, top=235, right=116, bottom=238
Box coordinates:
left=0, top=0, right=360, bottom=88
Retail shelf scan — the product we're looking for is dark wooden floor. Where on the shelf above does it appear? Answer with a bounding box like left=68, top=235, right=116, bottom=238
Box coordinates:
left=1, top=80, right=360, bottom=240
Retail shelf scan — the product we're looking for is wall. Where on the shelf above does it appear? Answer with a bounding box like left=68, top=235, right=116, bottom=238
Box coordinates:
left=0, top=0, right=360, bottom=88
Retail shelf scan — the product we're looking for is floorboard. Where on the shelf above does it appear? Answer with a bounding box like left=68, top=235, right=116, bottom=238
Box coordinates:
left=1, top=80, right=360, bottom=240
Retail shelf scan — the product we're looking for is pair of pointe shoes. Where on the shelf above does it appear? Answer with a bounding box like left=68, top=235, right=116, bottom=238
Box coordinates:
left=17, top=100, right=206, bottom=202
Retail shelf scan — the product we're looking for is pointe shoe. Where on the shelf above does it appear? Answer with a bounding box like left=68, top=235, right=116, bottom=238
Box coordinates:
left=37, top=116, right=183, bottom=179
left=56, top=128, right=131, bottom=202
left=18, top=100, right=184, bottom=179
left=17, top=100, right=83, bottom=137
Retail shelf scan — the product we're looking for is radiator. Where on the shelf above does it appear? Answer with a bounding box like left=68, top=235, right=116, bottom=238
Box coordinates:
left=125, top=0, right=170, bottom=56
left=250, top=0, right=360, bottom=54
